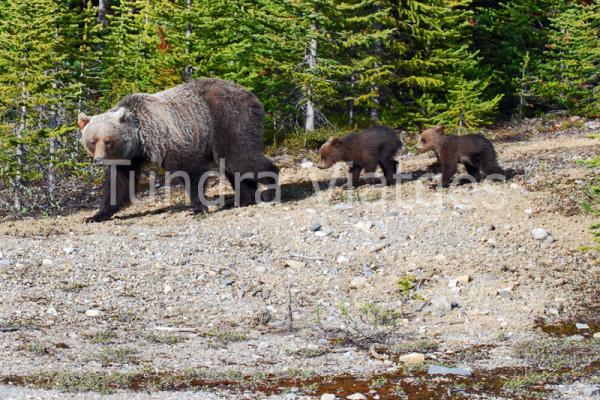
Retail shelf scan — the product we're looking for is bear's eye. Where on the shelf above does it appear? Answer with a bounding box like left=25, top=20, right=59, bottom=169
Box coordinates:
left=104, top=139, right=111, bottom=146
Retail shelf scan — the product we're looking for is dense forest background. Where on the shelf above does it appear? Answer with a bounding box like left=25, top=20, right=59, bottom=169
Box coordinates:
left=0, top=0, right=598, bottom=214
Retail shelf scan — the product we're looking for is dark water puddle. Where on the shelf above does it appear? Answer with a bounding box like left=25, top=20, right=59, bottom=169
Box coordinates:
left=535, top=319, right=600, bottom=338
left=0, top=366, right=556, bottom=399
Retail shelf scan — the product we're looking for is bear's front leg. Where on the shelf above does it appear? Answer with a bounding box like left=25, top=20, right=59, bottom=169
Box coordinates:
left=84, top=161, right=140, bottom=223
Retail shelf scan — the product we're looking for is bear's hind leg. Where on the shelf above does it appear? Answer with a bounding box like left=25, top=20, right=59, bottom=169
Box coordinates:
left=379, top=158, right=398, bottom=186
left=464, top=162, right=482, bottom=182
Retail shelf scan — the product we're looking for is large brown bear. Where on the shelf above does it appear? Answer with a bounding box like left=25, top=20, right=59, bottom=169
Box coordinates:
left=78, top=79, right=279, bottom=222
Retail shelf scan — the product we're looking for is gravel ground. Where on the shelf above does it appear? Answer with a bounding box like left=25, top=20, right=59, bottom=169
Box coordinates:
left=0, top=120, right=598, bottom=399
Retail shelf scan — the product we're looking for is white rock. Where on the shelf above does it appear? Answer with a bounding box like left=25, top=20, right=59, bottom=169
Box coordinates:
left=85, top=308, right=102, bottom=317
left=448, top=279, right=459, bottom=288
left=399, top=352, right=425, bottom=364
left=593, top=332, right=600, bottom=339
left=347, top=394, right=367, bottom=400
left=46, top=307, right=58, bottom=316
left=284, top=259, right=306, bottom=269
left=355, top=221, right=373, bottom=232
left=63, top=247, right=74, bottom=255
left=337, top=255, right=349, bottom=264
left=575, top=323, right=589, bottom=330
left=315, top=231, right=327, bottom=238
left=255, top=266, right=267, bottom=273
left=584, top=120, right=600, bottom=130
left=300, top=161, right=314, bottom=169
left=457, top=275, right=471, bottom=284
left=531, top=228, right=548, bottom=240
left=497, top=286, right=513, bottom=298
left=164, top=285, right=173, bottom=294
left=321, top=395, right=336, bottom=400
left=350, top=277, right=367, bottom=289
left=524, top=209, right=533, bottom=215
left=487, top=237, right=497, bottom=246
left=257, top=341, right=269, bottom=353
left=85, top=309, right=102, bottom=317
left=42, top=259, right=54, bottom=267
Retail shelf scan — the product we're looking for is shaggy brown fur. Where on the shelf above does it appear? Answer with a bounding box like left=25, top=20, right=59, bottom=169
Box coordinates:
left=78, top=79, right=278, bottom=222
left=317, top=126, right=402, bottom=187
left=416, top=125, right=503, bottom=187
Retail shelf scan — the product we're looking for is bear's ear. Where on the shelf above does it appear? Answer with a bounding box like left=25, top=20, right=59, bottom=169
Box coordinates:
left=77, top=112, right=90, bottom=129
left=434, top=125, right=445, bottom=133
left=330, top=137, right=341, bottom=146
left=112, top=107, right=127, bottom=123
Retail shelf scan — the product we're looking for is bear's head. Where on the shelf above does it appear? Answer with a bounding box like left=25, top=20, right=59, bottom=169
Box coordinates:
left=415, top=125, right=444, bottom=153
left=317, top=137, right=344, bottom=169
left=77, top=108, right=140, bottom=163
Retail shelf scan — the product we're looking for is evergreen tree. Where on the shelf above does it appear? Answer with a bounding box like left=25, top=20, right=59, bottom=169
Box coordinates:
left=0, top=0, right=78, bottom=212
left=390, top=0, right=501, bottom=132
left=472, top=0, right=556, bottom=117
left=532, top=0, right=600, bottom=115
left=336, top=0, right=397, bottom=125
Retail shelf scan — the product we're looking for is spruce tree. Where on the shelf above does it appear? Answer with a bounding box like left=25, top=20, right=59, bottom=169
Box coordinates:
left=0, top=0, right=76, bottom=211
left=391, top=0, right=502, bottom=132
left=532, top=0, right=600, bottom=116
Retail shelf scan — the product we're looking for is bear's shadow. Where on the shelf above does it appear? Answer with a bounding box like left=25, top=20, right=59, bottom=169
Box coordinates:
left=111, top=167, right=519, bottom=221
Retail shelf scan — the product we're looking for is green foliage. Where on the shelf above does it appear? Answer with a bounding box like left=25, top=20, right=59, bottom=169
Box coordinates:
left=583, top=134, right=600, bottom=250
left=531, top=1, right=600, bottom=116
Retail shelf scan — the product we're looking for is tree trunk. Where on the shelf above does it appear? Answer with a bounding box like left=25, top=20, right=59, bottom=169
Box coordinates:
left=348, top=73, right=356, bottom=126
left=47, top=109, right=58, bottom=203
left=98, top=0, right=108, bottom=27
left=14, top=104, right=26, bottom=211
left=370, top=39, right=382, bottom=122
left=184, top=0, right=193, bottom=81
left=305, top=21, right=318, bottom=133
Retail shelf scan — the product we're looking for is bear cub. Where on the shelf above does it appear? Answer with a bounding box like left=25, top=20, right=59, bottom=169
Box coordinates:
left=415, top=125, right=503, bottom=187
left=317, top=126, right=402, bottom=187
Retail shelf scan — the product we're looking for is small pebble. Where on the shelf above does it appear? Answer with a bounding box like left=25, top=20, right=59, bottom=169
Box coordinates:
left=347, top=394, right=367, bottom=400
left=85, top=309, right=102, bottom=317
left=257, top=341, right=269, bottom=353
left=355, top=221, right=373, bottom=232
left=321, top=395, right=336, bottom=400
left=575, top=323, right=589, bottom=330
left=337, top=255, right=349, bottom=264
left=399, top=353, right=425, bottom=364
left=428, top=365, right=472, bottom=376
left=531, top=228, right=548, bottom=240
left=350, top=276, right=367, bottom=289
left=310, top=223, right=322, bottom=232
left=284, top=259, right=306, bottom=269
left=42, top=259, right=54, bottom=267
left=497, top=287, right=513, bottom=298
